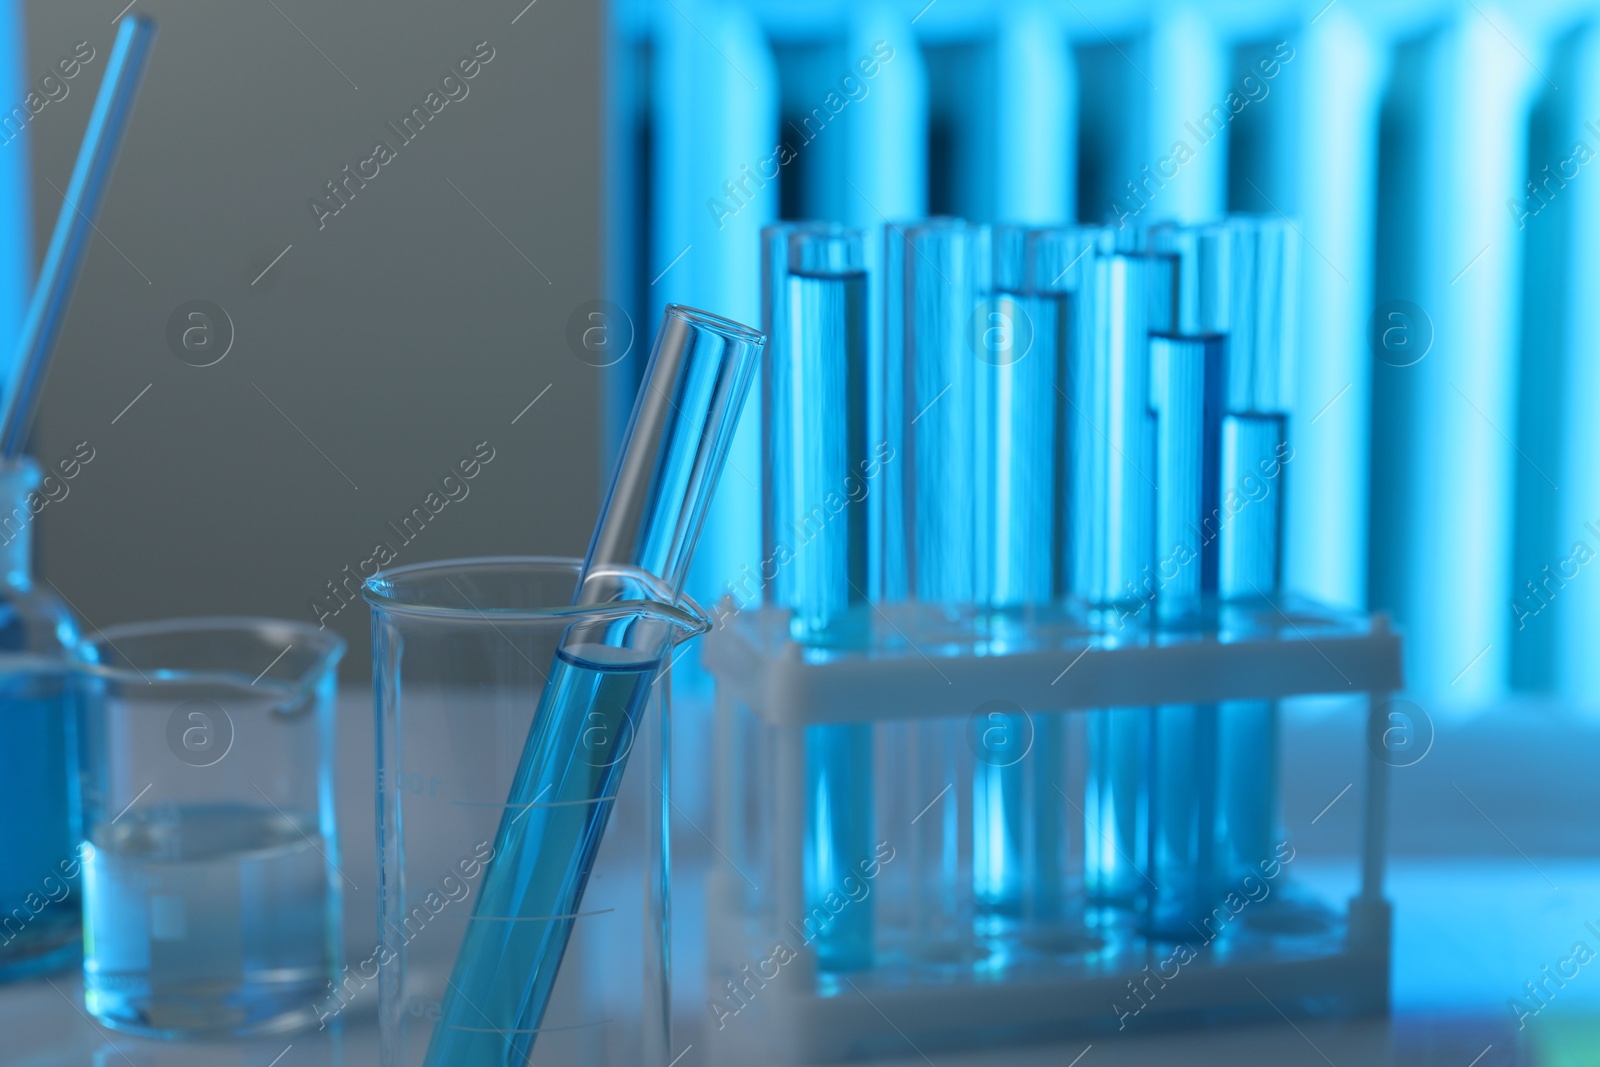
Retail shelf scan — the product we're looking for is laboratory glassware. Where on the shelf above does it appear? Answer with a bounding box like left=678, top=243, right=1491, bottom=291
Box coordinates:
left=697, top=214, right=1390, bottom=1061
left=1071, top=252, right=1159, bottom=907
left=368, top=557, right=706, bottom=1067
left=76, top=617, right=344, bottom=1038
left=703, top=596, right=1399, bottom=1063
left=884, top=219, right=986, bottom=958
left=0, top=458, right=82, bottom=982
left=763, top=224, right=877, bottom=970
left=1142, top=224, right=1231, bottom=938
left=0, top=15, right=155, bottom=455
left=1215, top=216, right=1297, bottom=889
left=419, top=305, right=761, bottom=1067
left=970, top=226, right=1102, bottom=927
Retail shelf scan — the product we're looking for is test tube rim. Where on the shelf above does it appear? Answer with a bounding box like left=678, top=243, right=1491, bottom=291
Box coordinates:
left=662, top=302, right=765, bottom=346
left=888, top=216, right=979, bottom=239
left=784, top=224, right=867, bottom=277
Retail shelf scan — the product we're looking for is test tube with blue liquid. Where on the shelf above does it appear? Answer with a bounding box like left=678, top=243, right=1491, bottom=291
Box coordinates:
left=424, top=306, right=762, bottom=1067
left=1215, top=217, right=1297, bottom=886
left=970, top=226, right=1051, bottom=925
left=762, top=223, right=876, bottom=971
left=1143, top=224, right=1231, bottom=937
left=970, top=227, right=1103, bottom=928
left=1072, top=252, right=1160, bottom=909
left=886, top=219, right=983, bottom=955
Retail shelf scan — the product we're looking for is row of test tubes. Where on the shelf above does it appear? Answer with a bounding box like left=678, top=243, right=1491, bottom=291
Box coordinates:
left=758, top=216, right=1299, bottom=971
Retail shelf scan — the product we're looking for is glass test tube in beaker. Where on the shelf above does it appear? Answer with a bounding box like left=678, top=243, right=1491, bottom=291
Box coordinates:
left=367, top=557, right=706, bottom=1067
left=76, top=618, right=345, bottom=1038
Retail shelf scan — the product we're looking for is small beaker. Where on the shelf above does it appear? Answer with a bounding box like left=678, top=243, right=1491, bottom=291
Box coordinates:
left=364, top=557, right=705, bottom=1067
left=75, top=617, right=345, bottom=1038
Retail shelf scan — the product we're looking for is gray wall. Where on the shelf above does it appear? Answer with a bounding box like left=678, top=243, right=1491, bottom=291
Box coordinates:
left=21, top=0, right=603, bottom=678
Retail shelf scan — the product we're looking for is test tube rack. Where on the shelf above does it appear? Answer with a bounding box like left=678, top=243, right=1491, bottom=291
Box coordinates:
left=702, top=597, right=1399, bottom=1063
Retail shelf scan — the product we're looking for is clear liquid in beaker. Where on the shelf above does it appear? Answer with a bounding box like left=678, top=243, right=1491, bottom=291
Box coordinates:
left=83, top=802, right=329, bottom=1037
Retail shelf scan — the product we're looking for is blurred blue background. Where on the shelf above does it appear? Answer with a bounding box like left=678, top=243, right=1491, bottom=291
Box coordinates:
left=608, top=0, right=1600, bottom=715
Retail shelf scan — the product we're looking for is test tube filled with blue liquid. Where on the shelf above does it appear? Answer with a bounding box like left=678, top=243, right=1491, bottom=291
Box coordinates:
left=1071, top=253, right=1159, bottom=908
left=1143, top=224, right=1231, bottom=936
left=885, top=220, right=983, bottom=951
left=970, top=226, right=1052, bottom=923
left=970, top=227, right=1102, bottom=926
left=762, top=224, right=876, bottom=971
left=424, top=306, right=762, bottom=1067
left=1214, top=217, right=1298, bottom=884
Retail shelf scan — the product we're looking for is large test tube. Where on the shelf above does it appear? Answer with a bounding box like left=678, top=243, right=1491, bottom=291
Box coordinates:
left=971, top=227, right=1103, bottom=925
left=426, top=306, right=762, bottom=1067
left=886, top=219, right=984, bottom=952
left=971, top=227, right=1052, bottom=922
left=1072, top=253, right=1159, bottom=907
left=1143, top=224, right=1230, bottom=937
left=1215, top=217, right=1297, bottom=883
left=762, top=223, right=876, bottom=970
left=899, top=220, right=984, bottom=603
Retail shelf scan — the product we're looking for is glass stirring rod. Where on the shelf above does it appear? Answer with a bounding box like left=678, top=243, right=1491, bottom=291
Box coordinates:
left=424, top=305, right=763, bottom=1067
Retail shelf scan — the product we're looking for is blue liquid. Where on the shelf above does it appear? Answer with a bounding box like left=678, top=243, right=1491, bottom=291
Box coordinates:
left=1073, top=256, right=1158, bottom=907
left=1216, top=412, right=1289, bottom=880
left=1217, top=700, right=1277, bottom=881
left=82, top=802, right=328, bottom=1036
left=767, top=268, right=870, bottom=628
left=0, top=671, right=79, bottom=979
left=1217, top=413, right=1287, bottom=597
left=971, top=709, right=1026, bottom=919
left=1144, top=335, right=1220, bottom=933
left=804, top=724, right=874, bottom=970
left=974, top=289, right=1062, bottom=920
left=425, top=643, right=658, bottom=1067
left=1144, top=705, right=1218, bottom=939
left=1150, top=335, right=1221, bottom=617
left=1026, top=713, right=1067, bottom=922
left=768, top=260, right=877, bottom=972
left=1083, top=707, right=1146, bottom=904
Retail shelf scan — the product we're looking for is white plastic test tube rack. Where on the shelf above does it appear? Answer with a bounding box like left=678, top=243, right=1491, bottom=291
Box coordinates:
left=701, top=597, right=1401, bottom=1063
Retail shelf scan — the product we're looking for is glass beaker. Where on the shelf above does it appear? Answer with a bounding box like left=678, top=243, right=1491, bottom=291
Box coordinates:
left=75, top=617, right=345, bottom=1038
left=0, top=458, right=84, bottom=983
left=364, top=556, right=705, bottom=1067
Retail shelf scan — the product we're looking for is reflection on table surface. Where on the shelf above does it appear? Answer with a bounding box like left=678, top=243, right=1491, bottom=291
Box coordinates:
left=8, top=855, right=1599, bottom=1066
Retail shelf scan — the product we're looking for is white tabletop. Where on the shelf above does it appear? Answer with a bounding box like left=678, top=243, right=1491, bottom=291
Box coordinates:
left=7, top=693, right=1595, bottom=1065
